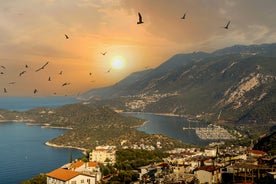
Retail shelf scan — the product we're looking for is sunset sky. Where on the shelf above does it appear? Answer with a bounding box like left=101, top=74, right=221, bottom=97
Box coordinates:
left=0, top=0, right=276, bottom=96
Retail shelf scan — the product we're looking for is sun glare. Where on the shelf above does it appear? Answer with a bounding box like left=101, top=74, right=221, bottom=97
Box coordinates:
left=111, top=56, right=125, bottom=69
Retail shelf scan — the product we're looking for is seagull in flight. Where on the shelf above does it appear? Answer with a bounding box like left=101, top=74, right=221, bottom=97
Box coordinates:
left=65, top=34, right=69, bottom=39
left=3, top=88, right=7, bottom=93
left=137, top=12, right=144, bottom=24
left=59, top=71, right=63, bottom=75
left=224, top=21, right=231, bottom=29
left=62, top=82, right=70, bottom=86
left=101, top=52, right=107, bottom=56
left=19, top=71, right=26, bottom=76
left=35, top=62, right=49, bottom=72
left=0, top=65, right=5, bottom=69
left=181, top=13, right=186, bottom=19
left=33, top=89, right=38, bottom=94
left=48, top=76, right=51, bottom=81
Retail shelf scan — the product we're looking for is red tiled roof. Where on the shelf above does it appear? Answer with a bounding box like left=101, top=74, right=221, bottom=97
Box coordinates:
left=194, top=165, right=219, bottom=172
left=88, top=161, right=99, bottom=167
left=71, top=160, right=85, bottom=169
left=95, top=148, right=105, bottom=152
left=248, top=150, right=267, bottom=155
left=46, top=168, right=80, bottom=181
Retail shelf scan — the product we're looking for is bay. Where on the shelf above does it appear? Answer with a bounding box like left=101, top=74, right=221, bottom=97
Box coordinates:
left=0, top=122, right=83, bottom=184
left=0, top=97, right=83, bottom=184
left=123, top=113, right=210, bottom=146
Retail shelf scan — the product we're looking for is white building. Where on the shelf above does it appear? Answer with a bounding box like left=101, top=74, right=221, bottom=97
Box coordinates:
left=194, top=165, right=221, bottom=184
left=89, top=145, right=116, bottom=164
left=46, top=168, right=96, bottom=184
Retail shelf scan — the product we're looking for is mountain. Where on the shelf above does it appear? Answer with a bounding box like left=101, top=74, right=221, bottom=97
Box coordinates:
left=81, top=43, right=276, bottom=124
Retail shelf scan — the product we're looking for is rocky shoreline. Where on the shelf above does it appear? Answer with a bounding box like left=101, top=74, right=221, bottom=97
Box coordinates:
left=45, top=141, right=87, bottom=151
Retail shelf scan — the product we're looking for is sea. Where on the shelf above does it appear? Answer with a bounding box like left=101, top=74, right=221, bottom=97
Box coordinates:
left=123, top=113, right=210, bottom=146
left=0, top=97, right=83, bottom=184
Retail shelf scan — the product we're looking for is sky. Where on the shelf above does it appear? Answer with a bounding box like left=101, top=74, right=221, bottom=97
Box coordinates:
left=0, top=0, right=276, bottom=96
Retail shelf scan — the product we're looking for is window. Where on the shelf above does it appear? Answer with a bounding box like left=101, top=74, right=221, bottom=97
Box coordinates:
left=81, top=179, right=84, bottom=183
left=71, top=181, right=76, bottom=184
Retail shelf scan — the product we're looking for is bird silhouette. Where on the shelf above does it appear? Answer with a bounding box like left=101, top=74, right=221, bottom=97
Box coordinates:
left=59, top=71, right=63, bottom=75
left=8, top=82, right=16, bottom=84
left=34, top=89, right=38, bottom=94
left=181, top=13, right=186, bottom=19
left=3, top=88, right=7, bottom=93
left=19, top=71, right=26, bottom=76
left=0, top=65, right=5, bottom=69
left=137, top=12, right=144, bottom=24
left=48, top=76, right=51, bottom=81
left=101, top=52, right=107, bottom=55
left=62, top=82, right=70, bottom=86
left=106, top=68, right=111, bottom=73
left=89, top=72, right=92, bottom=76
left=0, top=72, right=4, bottom=74
left=25, top=64, right=28, bottom=68
left=65, top=34, right=69, bottom=39
left=35, top=62, right=49, bottom=72
left=224, top=21, right=231, bottom=29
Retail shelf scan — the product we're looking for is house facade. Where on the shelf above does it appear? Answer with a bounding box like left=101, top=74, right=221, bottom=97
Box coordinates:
left=46, top=168, right=96, bottom=184
left=89, top=145, right=116, bottom=164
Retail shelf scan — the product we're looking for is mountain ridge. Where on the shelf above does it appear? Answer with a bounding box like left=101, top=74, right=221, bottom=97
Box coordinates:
left=81, top=43, right=276, bottom=124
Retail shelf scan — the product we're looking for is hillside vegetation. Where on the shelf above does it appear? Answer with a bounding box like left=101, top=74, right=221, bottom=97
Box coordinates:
left=12, top=104, right=191, bottom=150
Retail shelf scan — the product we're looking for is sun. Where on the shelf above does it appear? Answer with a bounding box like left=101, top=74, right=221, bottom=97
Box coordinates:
left=111, top=56, right=125, bottom=70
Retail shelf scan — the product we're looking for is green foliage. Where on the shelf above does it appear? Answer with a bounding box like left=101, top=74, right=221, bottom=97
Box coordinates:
left=254, top=131, right=276, bottom=155
left=20, top=173, right=46, bottom=184
left=115, top=149, right=169, bottom=170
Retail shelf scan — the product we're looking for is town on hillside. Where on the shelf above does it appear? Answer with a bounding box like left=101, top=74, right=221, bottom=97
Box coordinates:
left=44, top=143, right=276, bottom=184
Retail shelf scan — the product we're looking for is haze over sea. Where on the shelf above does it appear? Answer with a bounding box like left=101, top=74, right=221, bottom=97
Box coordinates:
left=0, top=97, right=83, bottom=184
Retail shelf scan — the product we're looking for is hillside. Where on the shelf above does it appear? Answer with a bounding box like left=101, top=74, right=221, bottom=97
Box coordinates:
left=17, top=104, right=190, bottom=150
left=81, top=43, right=276, bottom=124
left=253, top=129, right=276, bottom=155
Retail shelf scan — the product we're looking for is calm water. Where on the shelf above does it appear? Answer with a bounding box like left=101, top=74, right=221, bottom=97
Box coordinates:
left=0, top=97, right=83, bottom=184
left=0, top=123, right=83, bottom=184
left=123, top=113, right=210, bottom=146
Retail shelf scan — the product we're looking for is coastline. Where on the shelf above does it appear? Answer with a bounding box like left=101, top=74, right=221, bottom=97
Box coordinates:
left=45, top=141, right=87, bottom=151
left=0, top=119, right=33, bottom=123
left=120, top=111, right=181, bottom=117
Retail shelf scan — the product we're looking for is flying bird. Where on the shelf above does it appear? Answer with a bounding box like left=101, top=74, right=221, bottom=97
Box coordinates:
left=0, top=72, right=4, bottom=74
left=137, top=12, right=144, bottom=24
left=25, top=64, right=28, bottom=68
left=33, top=89, right=38, bottom=94
left=59, top=71, right=63, bottom=75
left=101, top=52, right=107, bottom=55
left=106, top=68, right=111, bottom=73
left=181, top=13, right=186, bottom=19
left=62, top=82, right=70, bottom=86
left=65, top=34, right=69, bottom=39
left=3, top=88, right=7, bottom=93
left=19, top=71, right=26, bottom=76
left=35, top=62, right=49, bottom=72
left=0, top=65, right=5, bottom=69
left=224, top=21, right=231, bottom=29
left=48, top=76, right=51, bottom=81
